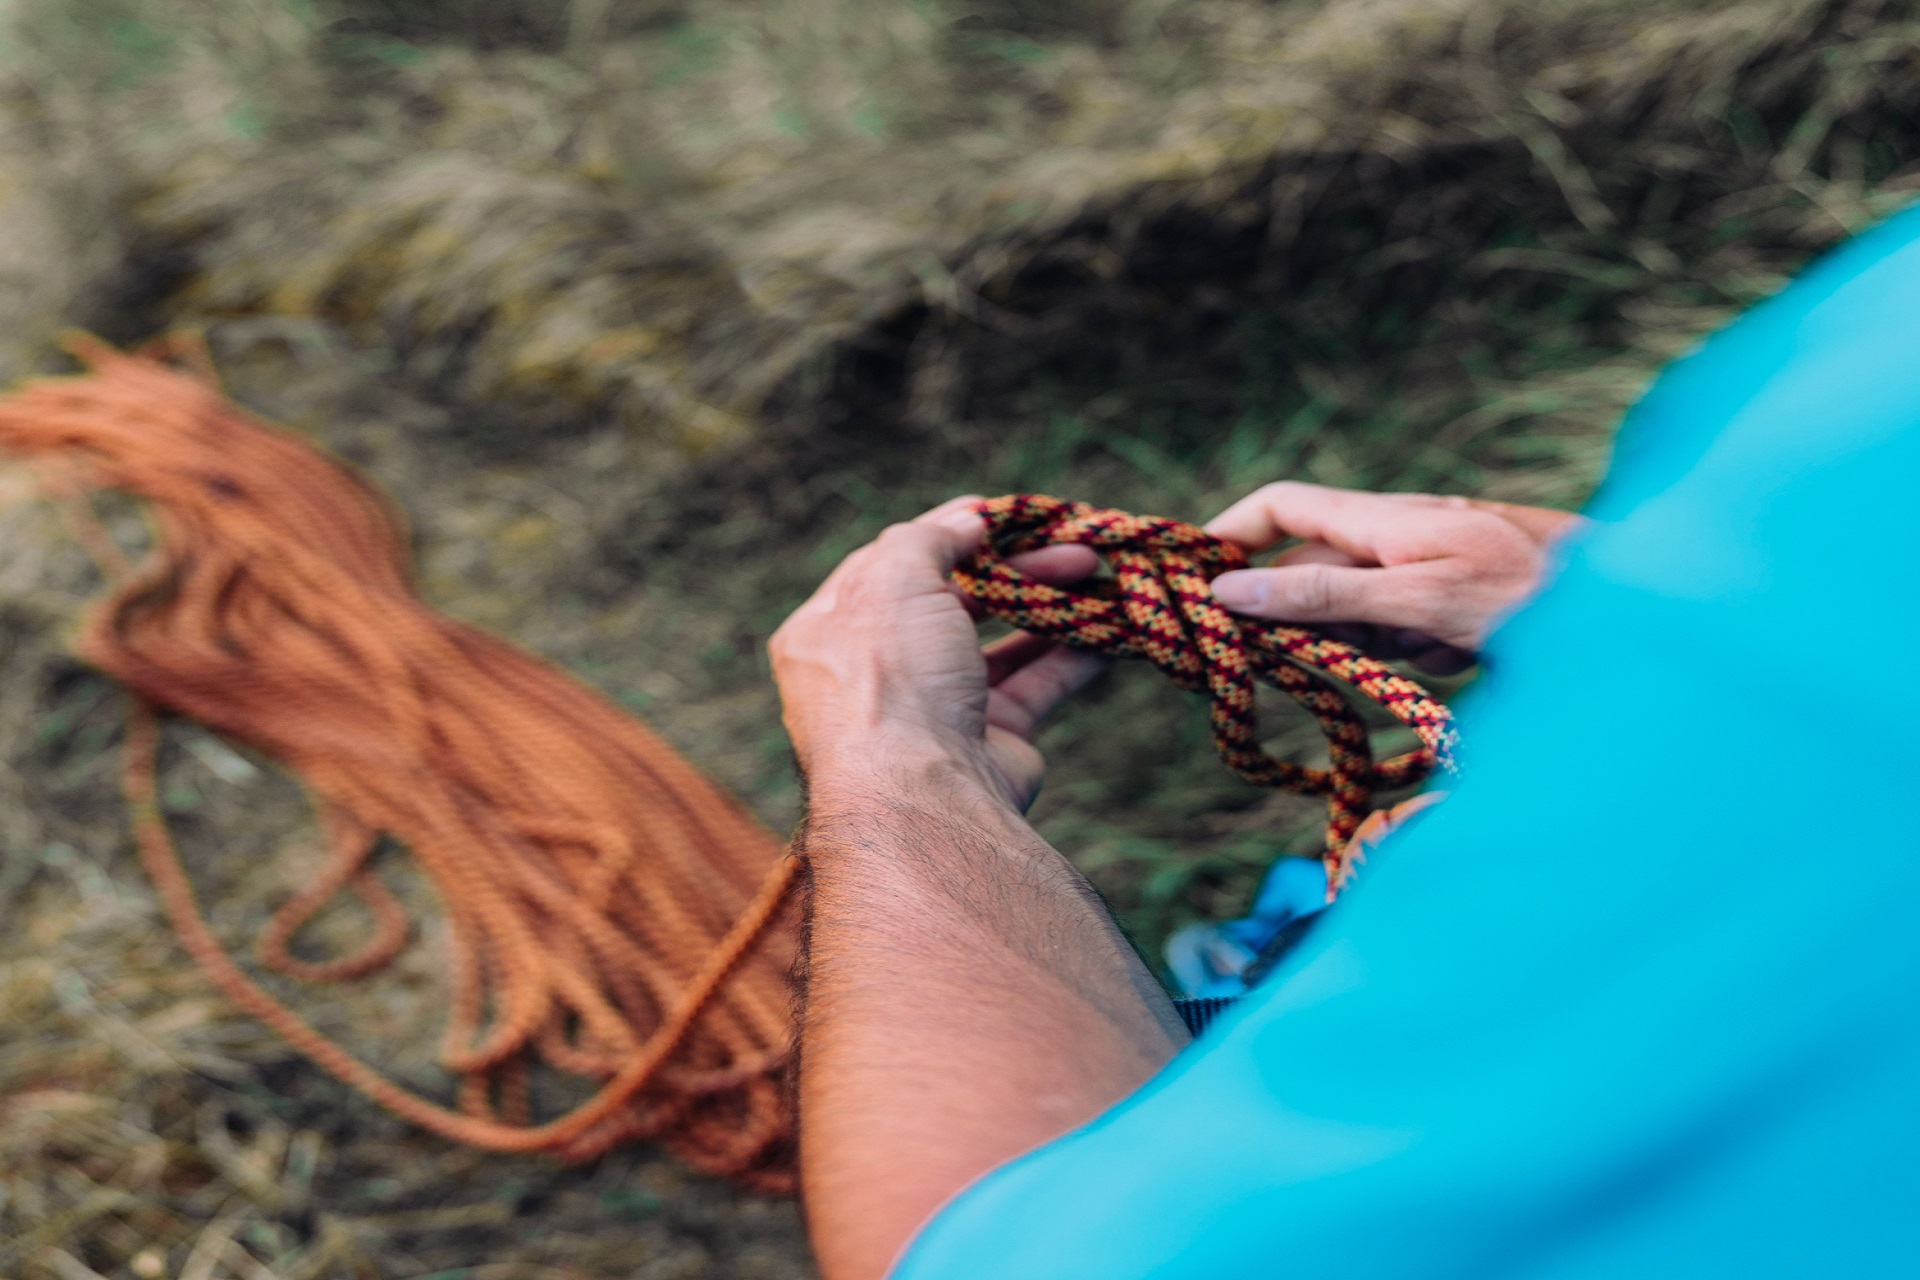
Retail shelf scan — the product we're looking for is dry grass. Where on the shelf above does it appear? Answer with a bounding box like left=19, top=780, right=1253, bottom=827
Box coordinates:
left=7, top=0, right=1914, bottom=446
left=3, top=0, right=1920, bottom=1276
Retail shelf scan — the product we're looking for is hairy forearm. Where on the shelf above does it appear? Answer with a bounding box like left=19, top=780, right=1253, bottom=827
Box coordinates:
left=795, top=749, right=1186, bottom=1280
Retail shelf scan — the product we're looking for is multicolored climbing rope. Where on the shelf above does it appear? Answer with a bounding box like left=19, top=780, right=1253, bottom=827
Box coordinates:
left=953, top=493, right=1458, bottom=890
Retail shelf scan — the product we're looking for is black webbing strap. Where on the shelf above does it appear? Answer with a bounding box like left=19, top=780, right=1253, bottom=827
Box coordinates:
left=1173, top=996, right=1239, bottom=1037
left=1169, top=906, right=1328, bottom=1039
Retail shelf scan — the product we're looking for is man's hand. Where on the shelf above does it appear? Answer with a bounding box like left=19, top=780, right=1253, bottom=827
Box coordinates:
left=1206, top=482, right=1583, bottom=674
left=771, top=498, right=1182, bottom=1280
left=771, top=495, right=1104, bottom=811
left=772, top=484, right=1576, bottom=1280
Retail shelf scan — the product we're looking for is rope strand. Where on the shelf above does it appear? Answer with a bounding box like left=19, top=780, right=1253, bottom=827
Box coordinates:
left=0, top=336, right=800, bottom=1190
left=953, top=493, right=1457, bottom=891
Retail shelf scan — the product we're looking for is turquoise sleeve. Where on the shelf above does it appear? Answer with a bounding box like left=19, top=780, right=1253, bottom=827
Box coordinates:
left=892, top=202, right=1920, bottom=1280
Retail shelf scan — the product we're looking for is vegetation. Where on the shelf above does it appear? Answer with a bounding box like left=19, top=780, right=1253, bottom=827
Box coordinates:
left=2, top=0, right=1919, bottom=1276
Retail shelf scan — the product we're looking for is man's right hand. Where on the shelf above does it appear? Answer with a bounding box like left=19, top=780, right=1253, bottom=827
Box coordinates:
left=1205, top=482, right=1583, bottom=673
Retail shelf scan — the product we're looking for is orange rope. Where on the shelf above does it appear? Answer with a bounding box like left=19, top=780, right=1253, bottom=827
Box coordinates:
left=0, top=336, right=800, bottom=1191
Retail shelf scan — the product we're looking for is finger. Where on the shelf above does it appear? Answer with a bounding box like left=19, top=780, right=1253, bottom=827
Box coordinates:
left=987, top=646, right=1109, bottom=737
left=1005, top=543, right=1100, bottom=584
left=893, top=502, right=986, bottom=568
left=1205, top=481, right=1451, bottom=564
left=1271, top=540, right=1362, bottom=569
left=1210, top=560, right=1448, bottom=631
left=915, top=493, right=987, bottom=525
left=954, top=583, right=991, bottom=621
left=814, top=514, right=986, bottom=618
left=983, top=630, right=1054, bottom=685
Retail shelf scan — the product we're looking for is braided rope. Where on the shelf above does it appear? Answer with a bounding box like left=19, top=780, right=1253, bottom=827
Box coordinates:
left=952, top=494, right=1458, bottom=890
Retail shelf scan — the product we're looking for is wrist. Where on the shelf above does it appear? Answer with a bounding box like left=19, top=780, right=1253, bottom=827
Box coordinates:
left=801, top=731, right=1022, bottom=827
left=799, top=756, right=1057, bottom=908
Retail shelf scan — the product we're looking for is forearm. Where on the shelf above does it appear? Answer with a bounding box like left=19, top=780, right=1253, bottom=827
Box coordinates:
left=796, top=746, right=1186, bottom=1280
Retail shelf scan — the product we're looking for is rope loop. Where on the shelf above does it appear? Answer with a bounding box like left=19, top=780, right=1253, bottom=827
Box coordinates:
left=952, top=494, right=1458, bottom=890
left=0, top=336, right=800, bottom=1192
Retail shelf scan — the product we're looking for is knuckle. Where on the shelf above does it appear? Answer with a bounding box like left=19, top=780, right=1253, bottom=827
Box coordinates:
left=1258, top=480, right=1312, bottom=505
left=1399, top=575, right=1460, bottom=631
left=1455, top=515, right=1535, bottom=563
left=767, top=615, right=814, bottom=663
left=1287, top=562, right=1339, bottom=616
left=1405, top=575, right=1448, bottom=616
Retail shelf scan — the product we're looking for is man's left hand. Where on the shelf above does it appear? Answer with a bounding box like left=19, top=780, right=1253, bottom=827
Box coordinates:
left=769, top=496, right=1105, bottom=812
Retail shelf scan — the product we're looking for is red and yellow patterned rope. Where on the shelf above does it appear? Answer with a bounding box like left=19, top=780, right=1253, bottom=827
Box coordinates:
left=953, top=494, right=1459, bottom=891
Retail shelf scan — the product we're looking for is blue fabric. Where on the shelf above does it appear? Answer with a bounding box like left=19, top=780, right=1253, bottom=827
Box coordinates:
left=1165, top=855, right=1327, bottom=999
left=893, top=202, right=1920, bottom=1279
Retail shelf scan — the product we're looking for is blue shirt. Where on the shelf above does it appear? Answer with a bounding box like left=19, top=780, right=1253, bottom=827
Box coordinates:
left=894, top=204, right=1920, bottom=1278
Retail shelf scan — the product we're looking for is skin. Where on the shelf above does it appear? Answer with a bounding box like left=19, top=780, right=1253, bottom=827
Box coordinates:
left=768, top=483, right=1583, bottom=1280
left=1209, top=483, right=1584, bottom=674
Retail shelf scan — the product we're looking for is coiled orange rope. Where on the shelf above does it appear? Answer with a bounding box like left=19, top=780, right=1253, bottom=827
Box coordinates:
left=0, top=339, right=1455, bottom=1191
left=956, top=493, right=1456, bottom=891
left=0, top=337, right=800, bottom=1191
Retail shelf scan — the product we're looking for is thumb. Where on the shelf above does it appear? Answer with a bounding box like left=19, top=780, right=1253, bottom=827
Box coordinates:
left=901, top=501, right=988, bottom=570
left=1211, top=562, right=1414, bottom=628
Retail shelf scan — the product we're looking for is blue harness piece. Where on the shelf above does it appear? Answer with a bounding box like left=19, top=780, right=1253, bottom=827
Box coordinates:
left=1168, top=854, right=1329, bottom=1038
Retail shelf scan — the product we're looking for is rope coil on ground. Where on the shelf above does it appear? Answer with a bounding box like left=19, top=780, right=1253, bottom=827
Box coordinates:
left=0, top=337, right=800, bottom=1191
left=953, top=493, right=1457, bottom=890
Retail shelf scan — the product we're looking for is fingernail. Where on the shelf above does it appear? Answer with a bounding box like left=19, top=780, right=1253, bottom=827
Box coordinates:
left=1211, top=571, right=1266, bottom=611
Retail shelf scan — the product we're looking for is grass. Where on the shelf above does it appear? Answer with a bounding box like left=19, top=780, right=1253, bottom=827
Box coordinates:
left=3, top=0, right=1920, bottom=1276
